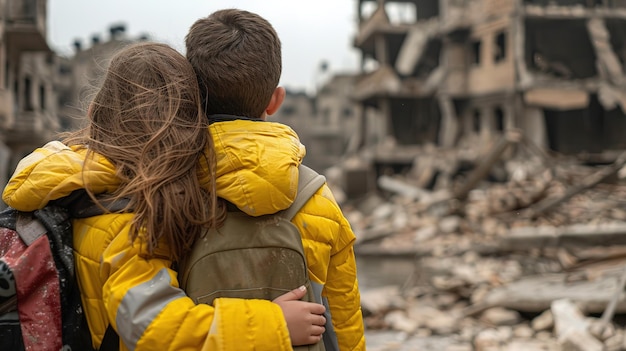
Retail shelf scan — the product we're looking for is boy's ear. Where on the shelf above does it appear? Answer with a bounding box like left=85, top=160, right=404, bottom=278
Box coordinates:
left=265, top=87, right=286, bottom=117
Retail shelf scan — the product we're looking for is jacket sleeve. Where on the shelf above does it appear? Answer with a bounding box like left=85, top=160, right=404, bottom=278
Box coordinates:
left=100, top=221, right=293, bottom=351
left=2, top=141, right=121, bottom=211
left=325, top=222, right=366, bottom=351
left=296, top=184, right=366, bottom=351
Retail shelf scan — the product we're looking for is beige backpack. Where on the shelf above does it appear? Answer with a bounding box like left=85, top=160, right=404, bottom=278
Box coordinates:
left=179, top=165, right=338, bottom=351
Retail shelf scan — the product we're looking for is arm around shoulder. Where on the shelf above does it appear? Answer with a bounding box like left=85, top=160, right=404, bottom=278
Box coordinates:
left=99, top=225, right=293, bottom=351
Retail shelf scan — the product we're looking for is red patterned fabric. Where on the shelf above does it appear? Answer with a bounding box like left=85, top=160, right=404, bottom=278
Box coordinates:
left=0, top=229, right=62, bottom=351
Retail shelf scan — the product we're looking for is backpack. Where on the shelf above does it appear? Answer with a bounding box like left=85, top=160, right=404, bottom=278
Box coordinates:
left=0, top=192, right=121, bottom=351
left=179, top=164, right=339, bottom=351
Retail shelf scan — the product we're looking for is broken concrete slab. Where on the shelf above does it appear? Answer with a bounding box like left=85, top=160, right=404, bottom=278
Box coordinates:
left=598, top=83, right=626, bottom=112
left=523, top=88, right=589, bottom=110
left=352, top=65, right=402, bottom=101
left=587, top=18, right=625, bottom=86
left=501, top=222, right=626, bottom=251
left=396, top=19, right=439, bottom=75
left=552, top=299, right=604, bottom=351
left=471, top=269, right=626, bottom=314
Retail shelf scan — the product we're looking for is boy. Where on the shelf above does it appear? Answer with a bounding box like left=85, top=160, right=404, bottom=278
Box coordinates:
left=186, top=9, right=366, bottom=351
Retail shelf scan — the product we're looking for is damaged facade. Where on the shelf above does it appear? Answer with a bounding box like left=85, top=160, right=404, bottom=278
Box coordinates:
left=270, top=75, right=366, bottom=173
left=0, top=0, right=57, bottom=188
left=0, top=0, right=145, bottom=198
left=55, top=24, right=141, bottom=132
left=349, top=1, right=626, bottom=349
left=351, top=0, right=626, bottom=196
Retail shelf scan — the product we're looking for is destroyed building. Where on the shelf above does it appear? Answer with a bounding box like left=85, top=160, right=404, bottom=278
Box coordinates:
left=55, top=24, right=142, bottom=132
left=350, top=0, right=626, bottom=197
left=0, top=0, right=146, bottom=200
left=307, top=74, right=363, bottom=170
left=349, top=1, right=626, bottom=349
left=270, top=75, right=367, bottom=173
left=0, top=0, right=57, bottom=188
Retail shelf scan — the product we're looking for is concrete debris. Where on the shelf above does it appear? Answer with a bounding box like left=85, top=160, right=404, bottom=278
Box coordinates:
left=341, top=142, right=626, bottom=349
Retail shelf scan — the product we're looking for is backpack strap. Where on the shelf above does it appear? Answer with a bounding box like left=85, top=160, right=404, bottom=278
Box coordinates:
left=56, top=189, right=131, bottom=219
left=281, top=164, right=326, bottom=221
left=37, top=192, right=123, bottom=351
left=16, top=212, right=48, bottom=246
left=279, top=165, right=338, bottom=351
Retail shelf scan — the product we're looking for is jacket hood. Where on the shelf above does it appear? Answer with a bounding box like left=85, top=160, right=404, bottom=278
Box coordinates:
left=3, top=141, right=120, bottom=211
left=207, top=120, right=305, bottom=216
left=3, top=121, right=305, bottom=217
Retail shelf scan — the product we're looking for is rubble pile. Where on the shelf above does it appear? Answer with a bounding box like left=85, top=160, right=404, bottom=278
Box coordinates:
left=335, top=144, right=626, bottom=350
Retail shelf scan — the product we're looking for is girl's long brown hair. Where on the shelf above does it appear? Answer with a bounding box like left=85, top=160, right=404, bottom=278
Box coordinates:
left=64, top=42, right=223, bottom=261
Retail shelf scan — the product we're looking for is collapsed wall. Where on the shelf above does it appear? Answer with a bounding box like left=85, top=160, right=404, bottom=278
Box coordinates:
left=349, top=0, right=626, bottom=199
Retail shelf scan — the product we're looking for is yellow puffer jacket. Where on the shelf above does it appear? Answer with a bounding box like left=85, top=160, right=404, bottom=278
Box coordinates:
left=3, top=120, right=365, bottom=351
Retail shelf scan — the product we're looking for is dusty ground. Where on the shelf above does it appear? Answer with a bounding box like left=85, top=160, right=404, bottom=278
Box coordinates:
left=336, top=149, right=626, bottom=350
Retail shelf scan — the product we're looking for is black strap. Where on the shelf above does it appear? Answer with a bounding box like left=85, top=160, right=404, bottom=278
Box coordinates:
left=48, top=190, right=123, bottom=351
left=51, top=189, right=131, bottom=218
left=99, top=325, right=119, bottom=351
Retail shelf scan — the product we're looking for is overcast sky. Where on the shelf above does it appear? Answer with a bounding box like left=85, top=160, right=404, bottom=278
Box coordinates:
left=48, top=0, right=361, bottom=93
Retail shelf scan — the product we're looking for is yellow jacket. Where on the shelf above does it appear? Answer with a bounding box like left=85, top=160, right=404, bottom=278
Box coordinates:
left=3, top=120, right=365, bottom=351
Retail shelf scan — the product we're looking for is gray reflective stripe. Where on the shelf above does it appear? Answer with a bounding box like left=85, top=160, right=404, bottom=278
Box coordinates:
left=311, top=281, right=339, bottom=351
left=116, top=268, right=186, bottom=350
left=311, top=281, right=324, bottom=304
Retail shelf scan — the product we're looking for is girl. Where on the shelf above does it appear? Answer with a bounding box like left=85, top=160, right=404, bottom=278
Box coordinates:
left=3, top=42, right=324, bottom=350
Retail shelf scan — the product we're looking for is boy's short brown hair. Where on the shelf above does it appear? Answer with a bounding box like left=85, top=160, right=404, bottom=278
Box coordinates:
left=185, top=9, right=282, bottom=118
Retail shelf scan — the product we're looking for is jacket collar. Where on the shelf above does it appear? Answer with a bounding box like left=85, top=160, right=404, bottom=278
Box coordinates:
left=206, top=114, right=263, bottom=124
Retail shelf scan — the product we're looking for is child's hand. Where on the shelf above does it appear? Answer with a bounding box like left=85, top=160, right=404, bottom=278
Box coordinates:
left=273, top=286, right=326, bottom=346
